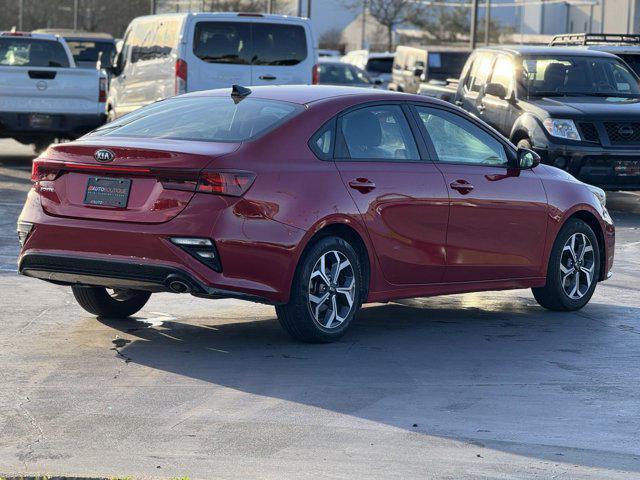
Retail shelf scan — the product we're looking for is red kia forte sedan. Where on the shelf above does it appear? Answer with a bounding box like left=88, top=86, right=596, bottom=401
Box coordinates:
left=17, top=85, right=615, bottom=342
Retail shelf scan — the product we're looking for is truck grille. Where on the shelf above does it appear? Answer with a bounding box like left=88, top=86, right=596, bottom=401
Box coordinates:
left=604, top=122, right=640, bottom=144
left=578, top=122, right=599, bottom=143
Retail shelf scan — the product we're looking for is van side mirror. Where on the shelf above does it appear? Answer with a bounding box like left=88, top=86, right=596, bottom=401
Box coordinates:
left=413, top=67, right=424, bottom=77
left=517, top=148, right=541, bottom=169
left=485, top=82, right=507, bottom=99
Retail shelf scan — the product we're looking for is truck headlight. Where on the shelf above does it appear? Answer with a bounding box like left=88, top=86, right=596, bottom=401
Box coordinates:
left=543, top=118, right=581, bottom=140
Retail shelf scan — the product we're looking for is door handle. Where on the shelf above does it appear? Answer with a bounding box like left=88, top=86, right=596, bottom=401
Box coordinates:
left=450, top=179, right=474, bottom=194
left=477, top=103, right=486, bottom=113
left=454, top=100, right=464, bottom=106
left=348, top=178, right=376, bottom=193
left=259, top=75, right=277, bottom=81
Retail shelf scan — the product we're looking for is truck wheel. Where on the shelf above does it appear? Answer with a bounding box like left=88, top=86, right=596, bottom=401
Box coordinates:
left=72, top=286, right=151, bottom=318
left=276, top=236, right=364, bottom=343
left=532, top=218, right=600, bottom=311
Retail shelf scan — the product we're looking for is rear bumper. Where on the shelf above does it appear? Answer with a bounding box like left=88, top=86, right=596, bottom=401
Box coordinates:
left=537, top=144, right=640, bottom=190
left=17, top=190, right=305, bottom=304
left=0, top=112, right=106, bottom=139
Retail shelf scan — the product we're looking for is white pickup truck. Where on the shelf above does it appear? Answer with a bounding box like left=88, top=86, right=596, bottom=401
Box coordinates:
left=0, top=32, right=106, bottom=152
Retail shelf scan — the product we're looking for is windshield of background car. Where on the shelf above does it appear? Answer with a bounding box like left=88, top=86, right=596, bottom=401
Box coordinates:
left=319, top=62, right=372, bottom=85
left=519, top=55, right=640, bottom=97
left=617, top=54, right=640, bottom=77
left=0, top=37, right=70, bottom=67
left=89, top=96, right=303, bottom=142
left=428, top=52, right=469, bottom=75
left=66, top=39, right=116, bottom=66
left=366, top=57, right=393, bottom=74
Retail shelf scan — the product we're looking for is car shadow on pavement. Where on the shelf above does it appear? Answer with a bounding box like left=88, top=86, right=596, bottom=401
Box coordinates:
left=98, top=296, right=640, bottom=474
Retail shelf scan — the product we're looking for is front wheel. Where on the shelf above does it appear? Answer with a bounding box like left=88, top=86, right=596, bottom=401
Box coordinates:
left=532, top=218, right=600, bottom=311
left=276, top=236, right=364, bottom=343
left=72, top=286, right=151, bottom=318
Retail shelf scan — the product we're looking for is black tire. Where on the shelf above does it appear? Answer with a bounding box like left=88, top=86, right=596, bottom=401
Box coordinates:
left=532, top=218, right=600, bottom=311
left=276, top=236, right=365, bottom=343
left=72, top=286, right=151, bottom=318
left=516, top=138, right=532, bottom=150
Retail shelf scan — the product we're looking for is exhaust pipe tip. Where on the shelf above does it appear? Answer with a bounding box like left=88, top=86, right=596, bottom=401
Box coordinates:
left=168, top=279, right=190, bottom=294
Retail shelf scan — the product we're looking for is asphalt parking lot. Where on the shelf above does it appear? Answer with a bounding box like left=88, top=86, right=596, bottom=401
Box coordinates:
left=1, top=138, right=639, bottom=479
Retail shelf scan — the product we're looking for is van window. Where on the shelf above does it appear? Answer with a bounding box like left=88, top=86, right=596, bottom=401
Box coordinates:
left=253, top=23, right=307, bottom=65
left=130, top=22, right=154, bottom=63
left=90, top=96, right=303, bottom=142
left=193, top=21, right=251, bottom=64
left=366, top=57, right=393, bottom=74
left=0, top=37, right=69, bottom=67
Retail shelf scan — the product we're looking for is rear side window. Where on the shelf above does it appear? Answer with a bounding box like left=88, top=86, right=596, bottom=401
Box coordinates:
left=193, top=22, right=307, bottom=66
left=89, top=96, right=302, bottom=142
left=0, top=37, right=69, bottom=67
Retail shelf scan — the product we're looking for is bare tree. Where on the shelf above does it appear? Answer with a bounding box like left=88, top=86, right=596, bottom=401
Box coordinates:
left=319, top=27, right=344, bottom=52
left=342, top=0, right=415, bottom=51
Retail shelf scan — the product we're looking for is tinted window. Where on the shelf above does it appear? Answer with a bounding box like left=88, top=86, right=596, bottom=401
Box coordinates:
left=366, top=57, right=393, bottom=74
left=428, top=51, right=469, bottom=76
left=521, top=55, right=640, bottom=97
left=489, top=55, right=514, bottom=92
left=65, top=40, right=116, bottom=67
left=0, top=37, right=69, bottom=67
left=90, top=96, right=302, bottom=142
left=310, top=120, right=335, bottom=160
left=340, top=105, right=419, bottom=161
left=416, top=107, right=508, bottom=166
left=318, top=62, right=371, bottom=85
left=253, top=23, right=307, bottom=66
left=193, top=21, right=251, bottom=64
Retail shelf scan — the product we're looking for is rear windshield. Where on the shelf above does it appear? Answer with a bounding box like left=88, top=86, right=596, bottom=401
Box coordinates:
left=65, top=39, right=116, bottom=67
left=0, top=37, right=70, bottom=67
left=193, top=21, right=307, bottom=66
left=366, top=57, right=393, bottom=74
left=428, top=52, right=470, bottom=75
left=89, top=96, right=303, bottom=142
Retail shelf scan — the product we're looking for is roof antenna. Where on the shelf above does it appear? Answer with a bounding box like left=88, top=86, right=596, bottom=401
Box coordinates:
left=231, top=84, right=252, bottom=104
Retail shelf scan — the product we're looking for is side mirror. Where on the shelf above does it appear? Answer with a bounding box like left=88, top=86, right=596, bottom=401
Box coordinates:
left=517, top=148, right=541, bottom=169
left=485, top=82, right=507, bottom=99
left=413, top=67, right=424, bottom=77
left=374, top=78, right=383, bottom=86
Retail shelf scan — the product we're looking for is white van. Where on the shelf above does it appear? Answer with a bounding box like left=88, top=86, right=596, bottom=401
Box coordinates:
left=106, top=12, right=317, bottom=119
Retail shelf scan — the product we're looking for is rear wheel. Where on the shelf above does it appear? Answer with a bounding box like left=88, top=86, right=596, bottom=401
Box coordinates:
left=532, top=218, right=600, bottom=311
left=72, top=286, right=151, bottom=318
left=276, top=236, right=364, bottom=343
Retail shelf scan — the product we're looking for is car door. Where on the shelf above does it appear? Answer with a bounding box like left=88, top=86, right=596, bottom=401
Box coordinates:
left=251, top=21, right=313, bottom=85
left=478, top=54, right=515, bottom=136
left=459, top=52, right=493, bottom=117
left=413, top=105, right=549, bottom=283
left=333, top=103, right=449, bottom=285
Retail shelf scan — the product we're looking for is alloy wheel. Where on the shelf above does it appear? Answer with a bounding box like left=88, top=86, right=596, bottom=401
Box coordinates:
left=308, top=250, right=356, bottom=329
left=560, top=233, right=595, bottom=300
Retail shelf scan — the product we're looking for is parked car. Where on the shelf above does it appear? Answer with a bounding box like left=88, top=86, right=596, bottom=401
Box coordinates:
left=0, top=31, right=107, bottom=152
left=550, top=33, right=640, bottom=76
left=33, top=29, right=116, bottom=69
left=104, top=12, right=317, bottom=120
left=341, top=50, right=394, bottom=88
left=318, top=49, right=341, bottom=59
left=19, top=85, right=614, bottom=343
left=390, top=45, right=470, bottom=94
left=317, top=59, right=378, bottom=87
left=450, top=46, right=640, bottom=190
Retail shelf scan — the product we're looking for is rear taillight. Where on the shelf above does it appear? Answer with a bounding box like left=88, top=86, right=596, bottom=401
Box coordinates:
left=31, top=159, right=60, bottom=183
left=175, top=58, right=187, bottom=95
left=196, top=171, right=255, bottom=197
left=99, top=77, right=107, bottom=103
left=312, top=63, right=319, bottom=85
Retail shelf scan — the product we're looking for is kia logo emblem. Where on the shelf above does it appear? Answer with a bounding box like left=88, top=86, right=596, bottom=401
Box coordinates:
left=618, top=125, right=635, bottom=137
left=94, top=149, right=115, bottom=162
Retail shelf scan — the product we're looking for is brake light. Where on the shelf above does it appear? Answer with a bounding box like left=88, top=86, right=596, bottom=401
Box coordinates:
left=31, top=159, right=60, bottom=183
left=175, top=58, right=187, bottom=95
left=99, top=77, right=107, bottom=103
left=312, top=63, right=319, bottom=84
left=237, top=12, right=263, bottom=17
left=197, top=171, right=255, bottom=197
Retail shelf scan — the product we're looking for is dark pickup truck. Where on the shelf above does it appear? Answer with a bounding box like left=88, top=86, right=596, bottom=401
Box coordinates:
left=450, top=46, right=640, bottom=190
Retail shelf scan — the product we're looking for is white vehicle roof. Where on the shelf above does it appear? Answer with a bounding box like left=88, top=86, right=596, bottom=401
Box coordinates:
left=1, top=31, right=63, bottom=42
left=132, top=11, right=311, bottom=25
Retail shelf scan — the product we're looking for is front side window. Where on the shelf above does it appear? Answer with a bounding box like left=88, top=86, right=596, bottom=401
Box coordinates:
left=520, top=55, right=640, bottom=97
left=416, top=107, right=508, bottom=166
left=89, top=96, right=302, bottom=142
left=467, top=53, right=493, bottom=93
left=340, top=105, right=419, bottom=161
left=0, top=37, right=69, bottom=67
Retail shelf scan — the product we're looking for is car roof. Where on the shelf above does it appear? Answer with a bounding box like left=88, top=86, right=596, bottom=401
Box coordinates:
left=476, top=45, right=619, bottom=58
left=33, top=29, right=114, bottom=40
left=183, top=85, right=440, bottom=106
left=132, top=11, right=310, bottom=25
